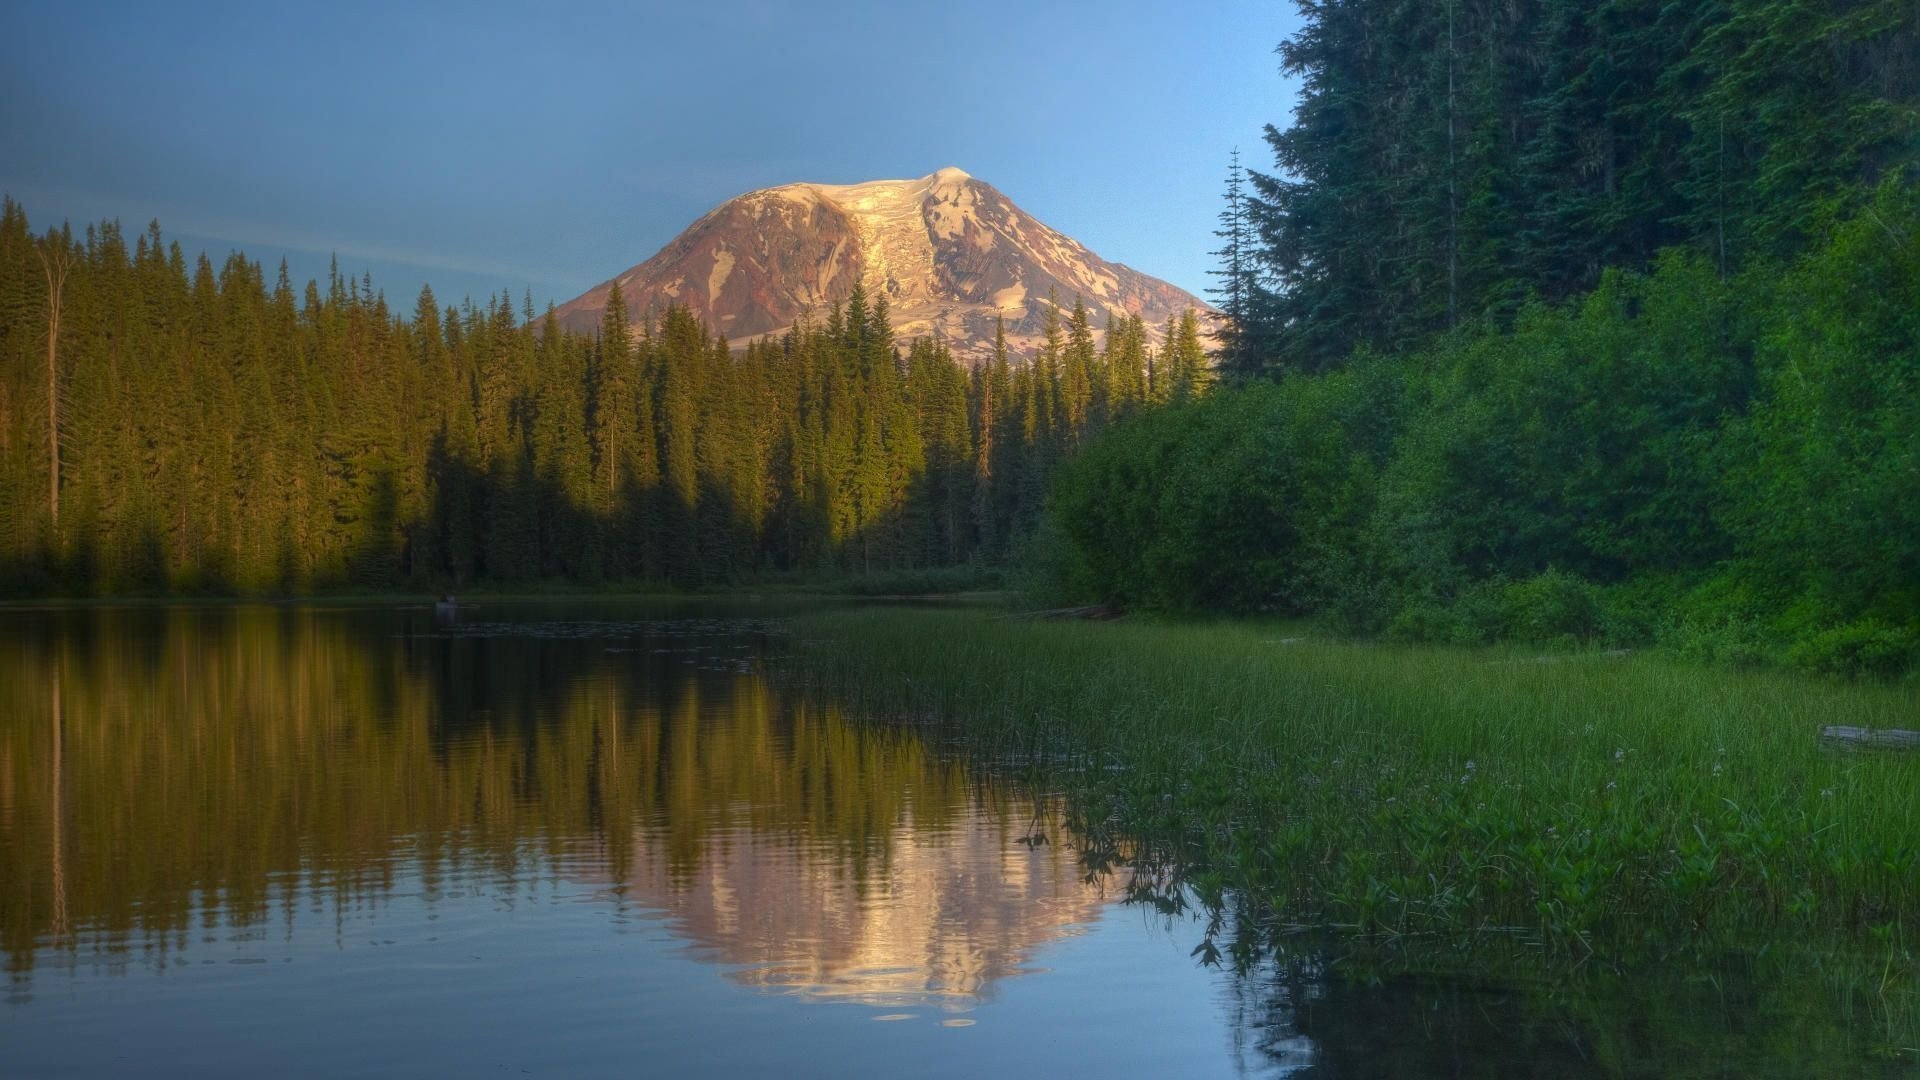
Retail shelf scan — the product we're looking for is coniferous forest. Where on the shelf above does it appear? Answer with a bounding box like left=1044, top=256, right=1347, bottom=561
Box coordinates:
left=2, top=0, right=1916, bottom=677
left=1215, top=0, right=1920, bottom=375
left=1055, top=0, right=1919, bottom=674
left=0, top=203, right=1210, bottom=593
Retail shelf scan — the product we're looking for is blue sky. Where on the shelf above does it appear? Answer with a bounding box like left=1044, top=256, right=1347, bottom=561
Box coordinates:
left=0, top=1, right=1302, bottom=309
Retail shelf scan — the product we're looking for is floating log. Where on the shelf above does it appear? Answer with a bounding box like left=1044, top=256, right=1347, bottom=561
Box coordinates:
left=1819, top=726, right=1920, bottom=750
left=999, top=604, right=1125, bottom=621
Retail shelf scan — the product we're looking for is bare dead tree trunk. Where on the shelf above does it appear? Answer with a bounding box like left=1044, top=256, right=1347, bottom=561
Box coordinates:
left=36, top=238, right=73, bottom=535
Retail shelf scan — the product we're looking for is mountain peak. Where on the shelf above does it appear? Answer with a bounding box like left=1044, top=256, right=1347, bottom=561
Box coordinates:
left=554, top=170, right=1204, bottom=357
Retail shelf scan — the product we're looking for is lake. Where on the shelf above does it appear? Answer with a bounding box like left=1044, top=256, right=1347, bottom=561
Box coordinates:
left=0, top=602, right=1908, bottom=1077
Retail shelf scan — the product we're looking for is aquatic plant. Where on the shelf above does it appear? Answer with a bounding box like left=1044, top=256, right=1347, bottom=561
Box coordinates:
left=788, top=608, right=1920, bottom=964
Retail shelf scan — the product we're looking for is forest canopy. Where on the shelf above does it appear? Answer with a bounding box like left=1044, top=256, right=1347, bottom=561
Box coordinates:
left=1053, top=0, right=1919, bottom=674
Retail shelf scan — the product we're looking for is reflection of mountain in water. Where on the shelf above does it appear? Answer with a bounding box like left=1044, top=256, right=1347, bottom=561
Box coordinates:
left=0, top=605, right=1108, bottom=1008
left=621, top=801, right=1103, bottom=1007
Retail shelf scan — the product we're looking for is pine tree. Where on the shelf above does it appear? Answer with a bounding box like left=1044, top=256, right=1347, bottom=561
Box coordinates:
left=534, top=310, right=593, bottom=578
left=1059, top=295, right=1095, bottom=446
left=1167, top=309, right=1212, bottom=404
left=590, top=281, right=634, bottom=520
left=1035, top=292, right=1064, bottom=444
left=1208, top=148, right=1269, bottom=376
left=1105, top=313, right=1148, bottom=415
left=656, top=304, right=703, bottom=583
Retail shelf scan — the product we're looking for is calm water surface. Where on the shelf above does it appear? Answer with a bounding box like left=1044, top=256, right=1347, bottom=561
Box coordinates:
left=0, top=603, right=1909, bottom=1077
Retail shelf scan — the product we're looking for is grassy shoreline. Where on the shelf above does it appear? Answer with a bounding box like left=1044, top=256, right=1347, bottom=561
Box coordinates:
left=786, top=606, right=1920, bottom=962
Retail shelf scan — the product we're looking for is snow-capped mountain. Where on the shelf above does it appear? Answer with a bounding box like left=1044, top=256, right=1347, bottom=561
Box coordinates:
left=553, top=168, right=1206, bottom=357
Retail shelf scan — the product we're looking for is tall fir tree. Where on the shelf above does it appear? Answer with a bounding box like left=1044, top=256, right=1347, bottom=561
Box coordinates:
left=1208, top=148, right=1268, bottom=375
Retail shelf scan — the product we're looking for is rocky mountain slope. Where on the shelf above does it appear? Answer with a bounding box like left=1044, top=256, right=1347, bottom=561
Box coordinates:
left=552, top=167, right=1207, bottom=358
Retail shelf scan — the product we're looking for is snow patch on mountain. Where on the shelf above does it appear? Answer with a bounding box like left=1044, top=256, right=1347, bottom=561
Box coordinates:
left=707, top=248, right=735, bottom=309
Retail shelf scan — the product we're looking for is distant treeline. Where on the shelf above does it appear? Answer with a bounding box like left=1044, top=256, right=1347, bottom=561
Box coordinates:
left=1057, top=0, right=1919, bottom=674
left=0, top=199, right=1210, bottom=594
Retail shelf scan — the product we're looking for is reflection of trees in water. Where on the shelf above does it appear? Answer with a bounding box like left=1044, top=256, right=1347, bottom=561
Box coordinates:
left=47, top=653, right=65, bottom=944
left=1178, top=887, right=1919, bottom=1078
left=0, top=606, right=1102, bottom=996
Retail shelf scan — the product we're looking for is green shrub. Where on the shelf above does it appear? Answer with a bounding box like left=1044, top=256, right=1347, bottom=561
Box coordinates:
left=1384, top=602, right=1474, bottom=645
left=1496, top=569, right=1606, bottom=643
left=1786, top=620, right=1920, bottom=678
left=1047, top=365, right=1396, bottom=614
left=1727, top=183, right=1920, bottom=634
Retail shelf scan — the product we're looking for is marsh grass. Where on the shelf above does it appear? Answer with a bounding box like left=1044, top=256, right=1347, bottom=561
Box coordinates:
left=788, top=608, right=1920, bottom=963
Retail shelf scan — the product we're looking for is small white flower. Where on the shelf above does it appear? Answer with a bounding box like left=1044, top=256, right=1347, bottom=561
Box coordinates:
left=1614, top=748, right=1626, bottom=762
left=1821, top=789, right=1834, bottom=798
left=1711, top=763, right=1723, bottom=777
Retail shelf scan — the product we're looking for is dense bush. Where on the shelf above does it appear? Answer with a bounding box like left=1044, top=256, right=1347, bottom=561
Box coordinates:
left=1047, top=363, right=1396, bottom=613
left=1046, top=188, right=1920, bottom=675
left=1734, top=187, right=1920, bottom=631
